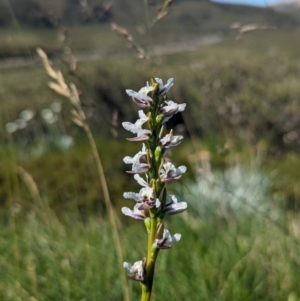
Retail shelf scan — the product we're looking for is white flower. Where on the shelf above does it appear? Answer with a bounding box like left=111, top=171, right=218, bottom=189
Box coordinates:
left=121, top=203, right=146, bottom=220
left=58, top=135, right=74, bottom=149
left=123, top=144, right=150, bottom=174
left=154, top=229, right=181, bottom=249
left=40, top=109, right=58, bottom=124
left=122, top=110, right=151, bottom=141
left=164, top=194, right=187, bottom=215
left=155, top=78, right=174, bottom=95
left=40, top=108, right=53, bottom=120
left=139, top=83, right=154, bottom=95
left=124, top=186, right=153, bottom=202
left=134, top=174, right=149, bottom=187
left=19, top=109, right=34, bottom=121
left=50, top=102, right=62, bottom=113
left=160, top=130, right=183, bottom=149
left=160, top=162, right=187, bottom=182
left=124, top=186, right=160, bottom=210
left=5, top=122, right=18, bottom=133
left=123, top=260, right=145, bottom=281
left=160, top=101, right=186, bottom=123
left=126, top=84, right=154, bottom=108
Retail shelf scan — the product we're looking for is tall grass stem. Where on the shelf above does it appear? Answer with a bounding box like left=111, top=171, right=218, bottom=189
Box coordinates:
left=82, top=123, right=130, bottom=301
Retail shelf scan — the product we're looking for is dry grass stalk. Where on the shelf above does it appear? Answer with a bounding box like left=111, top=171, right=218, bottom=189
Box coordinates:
left=16, top=165, right=57, bottom=228
left=111, top=23, right=147, bottom=59
left=110, top=1, right=173, bottom=59
left=230, top=22, right=276, bottom=40
left=16, top=166, right=42, bottom=207
left=151, top=0, right=173, bottom=26
left=36, top=48, right=130, bottom=301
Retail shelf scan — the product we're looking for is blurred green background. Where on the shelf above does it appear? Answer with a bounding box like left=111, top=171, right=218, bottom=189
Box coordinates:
left=0, top=0, right=300, bottom=300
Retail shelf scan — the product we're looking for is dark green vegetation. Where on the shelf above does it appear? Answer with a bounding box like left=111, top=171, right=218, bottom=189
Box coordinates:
left=1, top=0, right=300, bottom=300
left=1, top=197, right=300, bottom=300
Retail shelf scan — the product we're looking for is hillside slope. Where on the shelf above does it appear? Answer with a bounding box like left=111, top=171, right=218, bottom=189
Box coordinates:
left=113, top=0, right=297, bottom=32
left=1, top=0, right=298, bottom=30
left=271, top=0, right=300, bottom=21
left=0, top=0, right=298, bottom=59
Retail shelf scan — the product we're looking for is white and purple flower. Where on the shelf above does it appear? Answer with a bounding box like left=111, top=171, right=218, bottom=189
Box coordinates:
left=160, top=101, right=186, bottom=123
left=164, top=194, right=187, bottom=215
left=154, top=229, right=181, bottom=249
left=124, top=260, right=145, bottom=281
left=126, top=84, right=154, bottom=108
left=155, top=78, right=174, bottom=95
left=159, top=162, right=187, bottom=182
left=122, top=110, right=151, bottom=141
left=123, top=186, right=160, bottom=210
left=123, top=144, right=150, bottom=174
left=121, top=203, right=147, bottom=220
left=160, top=130, right=183, bottom=149
left=133, top=174, right=149, bottom=187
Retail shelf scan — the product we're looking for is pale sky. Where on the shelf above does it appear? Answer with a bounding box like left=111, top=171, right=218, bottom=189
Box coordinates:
left=211, top=0, right=280, bottom=7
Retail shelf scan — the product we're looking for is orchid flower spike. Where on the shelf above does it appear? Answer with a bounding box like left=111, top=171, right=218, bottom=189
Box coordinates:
left=122, top=77, right=188, bottom=298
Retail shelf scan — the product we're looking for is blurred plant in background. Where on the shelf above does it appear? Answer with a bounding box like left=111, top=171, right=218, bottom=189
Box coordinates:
left=184, top=150, right=281, bottom=220
left=5, top=103, right=74, bottom=158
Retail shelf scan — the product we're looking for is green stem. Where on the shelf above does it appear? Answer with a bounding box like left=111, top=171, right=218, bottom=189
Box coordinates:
left=141, top=216, right=158, bottom=301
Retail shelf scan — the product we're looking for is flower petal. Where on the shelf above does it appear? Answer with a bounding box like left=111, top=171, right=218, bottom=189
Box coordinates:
left=154, top=229, right=181, bottom=249
left=123, top=260, right=145, bottom=281
left=134, top=174, right=149, bottom=187
left=126, top=89, right=153, bottom=108
left=121, top=206, right=145, bottom=220
left=155, top=78, right=174, bottom=95
left=164, top=201, right=188, bottom=215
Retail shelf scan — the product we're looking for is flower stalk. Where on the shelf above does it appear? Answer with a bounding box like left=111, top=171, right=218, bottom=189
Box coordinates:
left=122, top=77, right=187, bottom=300
left=37, top=48, right=130, bottom=301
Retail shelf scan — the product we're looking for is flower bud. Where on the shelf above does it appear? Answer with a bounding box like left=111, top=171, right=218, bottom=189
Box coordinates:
left=154, top=146, right=163, bottom=162
left=144, top=217, right=151, bottom=233
left=155, top=114, right=163, bottom=124
left=156, top=222, right=165, bottom=239
left=150, top=77, right=160, bottom=96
